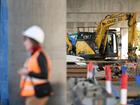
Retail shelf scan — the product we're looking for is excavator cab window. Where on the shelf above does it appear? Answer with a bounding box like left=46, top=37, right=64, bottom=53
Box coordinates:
left=106, top=30, right=118, bottom=57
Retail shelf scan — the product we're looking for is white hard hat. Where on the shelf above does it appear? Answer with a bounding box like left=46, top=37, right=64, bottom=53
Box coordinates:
left=23, top=25, right=45, bottom=44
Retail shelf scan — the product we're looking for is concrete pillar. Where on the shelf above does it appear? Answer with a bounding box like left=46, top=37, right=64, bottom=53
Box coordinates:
left=121, top=28, right=128, bottom=59
left=8, top=0, right=66, bottom=105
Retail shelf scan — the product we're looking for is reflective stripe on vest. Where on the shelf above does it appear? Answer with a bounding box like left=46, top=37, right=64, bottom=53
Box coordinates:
left=20, top=50, right=49, bottom=97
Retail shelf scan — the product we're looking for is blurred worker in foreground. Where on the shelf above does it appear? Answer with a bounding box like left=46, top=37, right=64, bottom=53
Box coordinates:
left=18, top=25, right=53, bottom=105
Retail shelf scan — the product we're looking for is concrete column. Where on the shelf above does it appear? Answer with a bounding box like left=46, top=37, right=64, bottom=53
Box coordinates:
left=121, top=28, right=128, bottom=59
left=8, top=0, right=66, bottom=105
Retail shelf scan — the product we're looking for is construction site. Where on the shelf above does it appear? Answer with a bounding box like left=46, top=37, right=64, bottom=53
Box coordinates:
left=1, top=0, right=140, bottom=105
left=67, top=0, right=140, bottom=105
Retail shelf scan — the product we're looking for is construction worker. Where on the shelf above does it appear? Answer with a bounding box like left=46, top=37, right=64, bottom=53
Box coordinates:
left=18, top=25, right=52, bottom=105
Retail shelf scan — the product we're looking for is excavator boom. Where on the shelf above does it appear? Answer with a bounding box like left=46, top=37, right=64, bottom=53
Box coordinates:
left=95, top=13, right=136, bottom=54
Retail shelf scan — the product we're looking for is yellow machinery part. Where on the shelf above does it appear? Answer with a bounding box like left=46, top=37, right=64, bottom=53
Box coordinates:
left=103, top=30, right=108, bottom=51
left=95, top=13, right=129, bottom=50
left=76, top=41, right=95, bottom=55
left=128, top=13, right=137, bottom=47
left=66, top=35, right=72, bottom=54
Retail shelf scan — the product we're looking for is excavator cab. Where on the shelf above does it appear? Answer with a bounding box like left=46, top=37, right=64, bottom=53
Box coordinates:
left=105, top=30, right=118, bottom=58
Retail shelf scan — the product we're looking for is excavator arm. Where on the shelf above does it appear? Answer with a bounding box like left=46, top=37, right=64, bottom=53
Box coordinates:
left=95, top=13, right=136, bottom=53
left=128, top=13, right=137, bottom=48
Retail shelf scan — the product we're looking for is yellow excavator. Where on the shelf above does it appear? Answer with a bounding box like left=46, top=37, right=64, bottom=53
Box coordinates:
left=76, top=13, right=137, bottom=61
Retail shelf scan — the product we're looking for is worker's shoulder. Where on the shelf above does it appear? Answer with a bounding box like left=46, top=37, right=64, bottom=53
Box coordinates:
left=37, top=51, right=51, bottom=61
left=37, top=51, right=47, bottom=61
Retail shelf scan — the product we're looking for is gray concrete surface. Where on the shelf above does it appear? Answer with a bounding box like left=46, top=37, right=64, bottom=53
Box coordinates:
left=67, top=77, right=140, bottom=105
left=67, top=0, right=140, bottom=32
left=8, top=0, right=66, bottom=105
left=67, top=78, right=119, bottom=105
left=67, top=0, right=140, bottom=13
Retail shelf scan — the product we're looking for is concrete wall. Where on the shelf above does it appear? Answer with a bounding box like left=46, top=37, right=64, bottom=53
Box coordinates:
left=8, top=0, right=66, bottom=105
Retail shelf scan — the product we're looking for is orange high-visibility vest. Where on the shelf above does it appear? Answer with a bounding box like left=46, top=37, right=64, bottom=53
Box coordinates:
left=20, top=49, right=52, bottom=97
